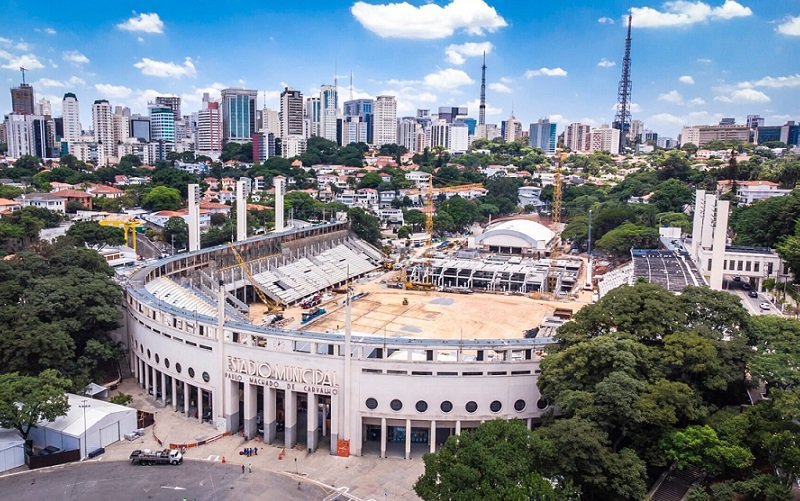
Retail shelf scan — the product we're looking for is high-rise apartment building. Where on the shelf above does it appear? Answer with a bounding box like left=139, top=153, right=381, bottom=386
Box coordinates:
left=343, top=98, right=374, bottom=143
left=397, top=118, right=421, bottom=153
left=529, top=118, right=557, bottom=154
left=113, top=106, right=131, bottom=146
left=155, top=96, right=182, bottom=121
left=6, top=113, right=50, bottom=158
left=320, top=85, right=338, bottom=143
left=62, top=93, right=82, bottom=142
left=221, top=88, right=257, bottom=143
left=259, top=107, right=280, bottom=137
left=565, top=123, right=591, bottom=152
left=629, top=119, right=643, bottom=142
left=197, top=101, right=222, bottom=153
left=338, top=116, right=368, bottom=146
left=149, top=105, right=176, bottom=144
left=280, top=88, right=304, bottom=139
left=92, top=99, right=115, bottom=165
left=252, top=132, right=276, bottom=162
left=372, top=96, right=397, bottom=147
left=305, top=97, right=321, bottom=138
left=501, top=115, right=522, bottom=142
left=11, top=83, right=35, bottom=115
left=588, top=127, right=621, bottom=155
left=37, top=98, right=52, bottom=117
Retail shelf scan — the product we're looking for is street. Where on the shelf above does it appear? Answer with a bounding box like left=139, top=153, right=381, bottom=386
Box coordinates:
left=0, top=460, right=326, bottom=501
left=723, top=278, right=782, bottom=316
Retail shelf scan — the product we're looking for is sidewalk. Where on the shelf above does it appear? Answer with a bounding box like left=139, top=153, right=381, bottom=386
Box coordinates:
left=111, top=379, right=424, bottom=500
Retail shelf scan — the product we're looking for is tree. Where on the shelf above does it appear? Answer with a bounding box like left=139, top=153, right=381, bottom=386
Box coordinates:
left=164, top=217, right=189, bottom=250
left=595, top=222, right=659, bottom=257
left=661, top=425, right=754, bottom=476
left=150, top=167, right=198, bottom=198
left=650, top=179, right=694, bottom=213
left=748, top=316, right=800, bottom=391
left=357, top=172, right=382, bottom=189
left=66, top=221, right=125, bottom=247
left=142, top=186, right=181, bottom=211
left=777, top=220, right=800, bottom=282
left=438, top=196, right=480, bottom=231
left=347, top=207, right=381, bottom=246
left=0, top=370, right=71, bottom=440
left=397, top=226, right=411, bottom=239
left=731, top=190, right=800, bottom=248
left=414, top=420, right=573, bottom=501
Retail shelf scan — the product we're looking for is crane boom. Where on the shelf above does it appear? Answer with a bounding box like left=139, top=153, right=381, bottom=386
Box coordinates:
left=227, top=242, right=280, bottom=312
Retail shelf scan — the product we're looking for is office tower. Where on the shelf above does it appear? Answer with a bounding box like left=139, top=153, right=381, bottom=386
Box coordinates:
left=437, top=106, right=467, bottom=124
left=220, top=88, right=257, bottom=143
left=449, top=123, right=469, bottom=153
left=305, top=97, right=321, bottom=137
left=92, top=99, right=114, bottom=165
left=746, top=115, right=764, bottom=129
left=130, top=115, right=150, bottom=142
left=612, top=13, right=633, bottom=153
left=320, top=85, right=338, bottom=142
left=397, top=118, right=421, bottom=152
left=529, top=119, right=557, bottom=154
left=62, top=93, right=82, bottom=142
left=373, top=95, right=397, bottom=147
left=501, top=115, right=522, bottom=142
left=155, top=96, right=182, bottom=121
left=113, top=106, right=131, bottom=146
left=149, top=105, right=176, bottom=143
left=6, top=113, right=48, bottom=158
left=565, top=123, right=591, bottom=152
left=197, top=101, right=222, bottom=153
left=280, top=87, right=305, bottom=139
left=260, top=107, right=280, bottom=137
left=11, top=83, right=35, bottom=115
left=338, top=116, right=368, bottom=146
left=343, top=98, right=374, bottom=143
left=588, top=127, right=621, bottom=155
left=462, top=118, right=477, bottom=136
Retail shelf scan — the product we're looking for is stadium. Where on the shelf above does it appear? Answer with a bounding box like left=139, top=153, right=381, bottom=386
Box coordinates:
left=123, top=186, right=567, bottom=458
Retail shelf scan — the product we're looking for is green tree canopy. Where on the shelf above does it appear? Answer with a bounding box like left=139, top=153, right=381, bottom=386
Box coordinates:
left=0, top=370, right=71, bottom=440
left=66, top=221, right=125, bottom=247
left=142, top=186, right=182, bottom=211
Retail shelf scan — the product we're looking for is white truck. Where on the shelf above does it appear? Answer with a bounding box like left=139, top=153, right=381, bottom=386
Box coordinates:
left=129, top=449, right=183, bottom=466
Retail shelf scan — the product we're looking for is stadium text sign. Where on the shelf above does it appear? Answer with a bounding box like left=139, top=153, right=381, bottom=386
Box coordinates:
left=225, top=356, right=337, bottom=390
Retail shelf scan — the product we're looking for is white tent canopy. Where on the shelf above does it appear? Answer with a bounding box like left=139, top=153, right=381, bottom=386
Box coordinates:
left=0, top=430, right=25, bottom=473
left=27, top=393, right=136, bottom=459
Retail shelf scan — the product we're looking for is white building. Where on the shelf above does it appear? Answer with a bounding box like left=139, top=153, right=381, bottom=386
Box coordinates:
left=259, top=107, right=281, bottom=137
left=373, top=96, right=397, bottom=147
left=112, top=106, right=131, bottom=147
left=397, top=118, right=420, bottom=153
left=28, top=393, right=137, bottom=459
left=320, top=86, right=338, bottom=143
left=282, top=135, right=307, bottom=159
left=0, top=430, right=25, bottom=473
left=473, top=123, right=500, bottom=142
left=449, top=123, right=469, bottom=153
left=92, top=99, right=115, bottom=165
left=588, top=127, right=620, bottom=155
left=716, top=180, right=791, bottom=205
left=62, top=93, right=82, bottom=143
left=197, top=101, right=223, bottom=153
left=6, top=113, right=47, bottom=158
left=475, top=219, right=556, bottom=255
left=17, top=192, right=66, bottom=213
left=502, top=115, right=522, bottom=143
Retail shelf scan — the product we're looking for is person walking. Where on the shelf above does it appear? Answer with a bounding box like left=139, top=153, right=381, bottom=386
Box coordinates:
left=248, top=463, right=252, bottom=473
left=241, top=464, right=245, bottom=474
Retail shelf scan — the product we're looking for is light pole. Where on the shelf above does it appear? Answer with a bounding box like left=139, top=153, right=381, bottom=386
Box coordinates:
left=79, top=399, right=90, bottom=458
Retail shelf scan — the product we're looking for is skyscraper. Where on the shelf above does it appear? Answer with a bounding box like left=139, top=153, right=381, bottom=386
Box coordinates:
left=92, top=99, right=114, bottom=165
left=6, top=114, right=51, bottom=158
left=529, top=119, right=557, bottom=154
left=305, top=97, right=321, bottom=138
left=565, top=123, right=591, bottom=152
left=221, top=88, right=257, bottom=143
left=373, top=95, right=397, bottom=147
left=155, top=96, right=182, bottom=121
left=343, top=98, right=374, bottom=143
left=130, top=115, right=150, bottom=142
left=319, top=85, right=339, bottom=142
left=37, top=98, right=52, bottom=117
left=149, top=105, right=176, bottom=143
left=280, top=87, right=305, bottom=139
left=501, top=115, right=522, bottom=142
left=113, top=106, right=131, bottom=146
left=259, top=107, right=280, bottom=137
left=197, top=101, right=222, bottom=153
left=62, top=93, right=82, bottom=142
left=437, top=107, right=468, bottom=124
left=11, top=83, right=35, bottom=115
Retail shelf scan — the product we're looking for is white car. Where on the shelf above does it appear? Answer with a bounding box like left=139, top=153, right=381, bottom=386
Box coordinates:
left=759, top=302, right=771, bottom=310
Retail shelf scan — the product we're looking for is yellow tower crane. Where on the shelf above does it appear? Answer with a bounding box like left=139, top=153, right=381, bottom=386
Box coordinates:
left=227, top=242, right=282, bottom=315
left=545, top=150, right=568, bottom=294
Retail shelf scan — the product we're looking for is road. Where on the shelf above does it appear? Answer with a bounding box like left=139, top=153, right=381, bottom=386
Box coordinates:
left=0, top=460, right=326, bottom=501
left=133, top=233, right=164, bottom=260
left=723, top=279, right=781, bottom=316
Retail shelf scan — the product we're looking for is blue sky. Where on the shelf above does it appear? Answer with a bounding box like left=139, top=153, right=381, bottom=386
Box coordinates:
left=1, top=0, right=798, bottom=138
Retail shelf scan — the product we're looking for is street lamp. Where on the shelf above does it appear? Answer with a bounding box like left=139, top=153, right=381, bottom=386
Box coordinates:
left=79, top=399, right=90, bottom=458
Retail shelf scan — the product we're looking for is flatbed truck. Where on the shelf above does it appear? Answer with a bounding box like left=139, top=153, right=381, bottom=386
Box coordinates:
left=129, top=449, right=183, bottom=465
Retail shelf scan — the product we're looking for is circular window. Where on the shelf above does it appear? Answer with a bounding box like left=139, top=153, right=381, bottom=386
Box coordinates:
left=440, top=400, right=453, bottom=413
left=164, top=359, right=170, bottom=369
left=465, top=401, right=478, bottom=413
left=146, top=349, right=151, bottom=359
left=202, top=372, right=210, bottom=383
left=365, top=398, right=378, bottom=410
left=514, top=399, right=526, bottom=412
left=490, top=400, right=502, bottom=413
left=390, top=399, right=402, bottom=411
left=536, top=398, right=549, bottom=410
left=175, top=363, right=182, bottom=374
left=188, top=367, right=195, bottom=378
left=155, top=354, right=160, bottom=364
left=415, top=400, right=428, bottom=413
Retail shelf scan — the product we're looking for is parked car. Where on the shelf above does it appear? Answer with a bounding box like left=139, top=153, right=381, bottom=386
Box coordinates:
left=748, top=290, right=758, bottom=298
left=742, top=283, right=751, bottom=290
left=733, top=276, right=742, bottom=282
left=760, top=302, right=771, bottom=310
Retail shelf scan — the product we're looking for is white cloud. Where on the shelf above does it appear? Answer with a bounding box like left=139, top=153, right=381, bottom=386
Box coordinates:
left=714, top=88, right=771, bottom=103
left=35, top=78, right=66, bottom=88
left=137, top=36, right=145, bottom=43
left=525, top=67, right=567, bottom=78
left=678, top=75, right=695, bottom=85
left=697, top=57, right=712, bottom=63
left=747, top=74, right=800, bottom=89
left=488, top=82, right=512, bottom=93
left=0, top=50, right=44, bottom=70
left=62, top=50, right=89, bottom=65
left=117, top=12, right=164, bottom=34
left=95, top=83, right=133, bottom=99
left=597, top=16, right=615, bottom=24
left=351, top=0, right=507, bottom=39
left=689, top=97, right=706, bottom=105
left=14, top=41, right=30, bottom=51
left=649, top=112, right=686, bottom=126
left=631, top=1, right=752, bottom=28
left=499, top=76, right=513, bottom=84
left=444, top=41, right=492, bottom=65
left=68, top=76, right=85, bottom=86
left=380, top=86, right=438, bottom=115
left=597, top=57, right=616, bottom=68
left=461, top=98, right=501, bottom=116
left=658, top=89, right=684, bottom=104
left=422, top=68, right=473, bottom=90
left=777, top=16, right=800, bottom=36
left=45, top=28, right=56, bottom=35
left=180, top=82, right=229, bottom=109
left=133, top=57, right=196, bottom=78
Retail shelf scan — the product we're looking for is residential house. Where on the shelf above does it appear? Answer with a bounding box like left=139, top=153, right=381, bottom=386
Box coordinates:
left=16, top=193, right=66, bottom=213
left=53, top=189, right=94, bottom=210
left=86, top=183, right=125, bottom=199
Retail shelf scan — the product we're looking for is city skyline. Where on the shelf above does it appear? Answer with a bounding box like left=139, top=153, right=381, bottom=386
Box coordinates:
left=1, top=1, right=798, bottom=138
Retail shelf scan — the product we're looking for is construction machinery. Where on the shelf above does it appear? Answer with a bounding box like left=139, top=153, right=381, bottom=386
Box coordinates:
left=424, top=181, right=485, bottom=245
left=227, top=242, right=283, bottom=316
